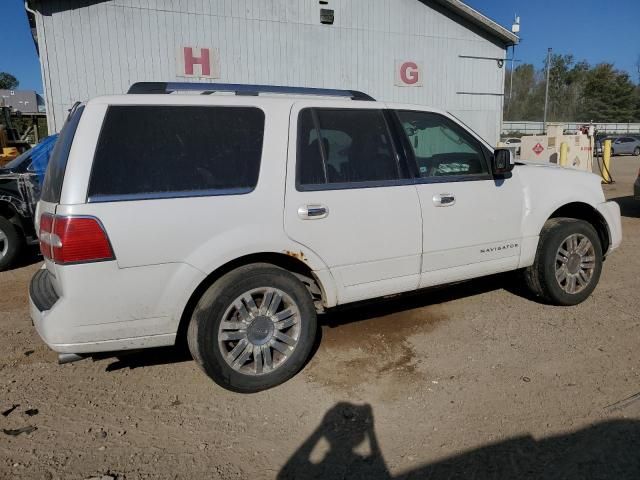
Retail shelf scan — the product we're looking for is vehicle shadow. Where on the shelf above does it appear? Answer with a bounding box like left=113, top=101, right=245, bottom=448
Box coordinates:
left=102, top=272, right=533, bottom=372
left=278, top=402, right=640, bottom=480
left=611, top=195, right=640, bottom=219
left=320, top=271, right=533, bottom=330
left=103, top=346, right=192, bottom=372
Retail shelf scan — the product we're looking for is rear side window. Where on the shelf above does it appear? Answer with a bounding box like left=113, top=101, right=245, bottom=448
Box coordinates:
left=41, top=105, right=85, bottom=203
left=297, top=108, right=400, bottom=188
left=88, top=106, right=265, bottom=201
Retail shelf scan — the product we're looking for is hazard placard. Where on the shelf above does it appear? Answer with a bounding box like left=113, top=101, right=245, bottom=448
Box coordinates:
left=532, top=143, right=544, bottom=156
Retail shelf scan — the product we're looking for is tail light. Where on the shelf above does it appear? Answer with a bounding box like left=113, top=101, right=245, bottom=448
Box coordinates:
left=39, top=213, right=115, bottom=264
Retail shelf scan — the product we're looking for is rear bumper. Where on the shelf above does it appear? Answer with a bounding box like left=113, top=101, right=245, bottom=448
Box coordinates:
left=596, top=200, right=622, bottom=255
left=28, top=262, right=203, bottom=354
left=29, top=289, right=177, bottom=354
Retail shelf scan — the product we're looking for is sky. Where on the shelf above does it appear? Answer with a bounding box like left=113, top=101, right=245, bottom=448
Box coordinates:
left=0, top=0, right=639, bottom=94
left=466, top=0, right=640, bottom=82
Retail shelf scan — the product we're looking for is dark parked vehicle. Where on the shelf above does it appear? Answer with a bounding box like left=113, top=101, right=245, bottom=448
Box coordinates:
left=635, top=168, right=640, bottom=200
left=0, top=135, right=58, bottom=270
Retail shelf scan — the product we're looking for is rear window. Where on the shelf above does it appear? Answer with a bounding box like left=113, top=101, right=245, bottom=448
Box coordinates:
left=41, top=105, right=85, bottom=203
left=87, top=105, right=265, bottom=201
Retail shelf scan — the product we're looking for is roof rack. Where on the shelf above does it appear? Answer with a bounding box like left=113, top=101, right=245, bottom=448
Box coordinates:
left=127, top=82, right=374, bottom=101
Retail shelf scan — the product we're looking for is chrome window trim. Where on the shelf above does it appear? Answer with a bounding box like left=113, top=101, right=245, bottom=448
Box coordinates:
left=296, top=178, right=415, bottom=192
left=87, top=187, right=254, bottom=203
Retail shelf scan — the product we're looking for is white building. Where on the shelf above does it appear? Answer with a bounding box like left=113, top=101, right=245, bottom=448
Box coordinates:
left=25, top=0, right=517, bottom=144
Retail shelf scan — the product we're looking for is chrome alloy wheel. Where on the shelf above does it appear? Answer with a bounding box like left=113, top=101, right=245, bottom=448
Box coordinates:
left=0, top=230, right=7, bottom=259
left=217, top=287, right=301, bottom=375
left=555, top=233, right=596, bottom=294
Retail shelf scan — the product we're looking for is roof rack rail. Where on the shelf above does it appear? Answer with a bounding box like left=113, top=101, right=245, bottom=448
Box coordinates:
left=127, top=82, right=374, bottom=101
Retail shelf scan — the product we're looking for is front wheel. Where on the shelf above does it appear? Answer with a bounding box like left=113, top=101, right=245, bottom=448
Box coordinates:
left=187, top=263, right=317, bottom=392
left=633, top=147, right=640, bottom=156
left=523, top=218, right=603, bottom=306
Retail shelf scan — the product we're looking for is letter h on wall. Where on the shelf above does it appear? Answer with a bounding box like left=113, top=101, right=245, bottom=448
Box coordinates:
left=177, top=46, right=220, bottom=78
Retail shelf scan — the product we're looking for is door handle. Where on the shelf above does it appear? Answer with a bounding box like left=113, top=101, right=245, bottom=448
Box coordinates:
left=298, top=204, right=329, bottom=219
left=433, top=193, right=456, bottom=207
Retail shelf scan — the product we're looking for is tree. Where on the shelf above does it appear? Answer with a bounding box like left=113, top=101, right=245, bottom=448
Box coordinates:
left=504, top=64, right=545, bottom=121
left=0, top=72, right=19, bottom=90
left=579, top=64, right=636, bottom=123
left=546, top=54, right=589, bottom=122
left=504, top=56, right=640, bottom=122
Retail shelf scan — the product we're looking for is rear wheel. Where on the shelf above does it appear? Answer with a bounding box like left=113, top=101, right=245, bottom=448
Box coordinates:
left=0, top=216, right=22, bottom=271
left=187, top=263, right=317, bottom=392
left=523, top=218, right=602, bottom=306
left=633, top=147, right=640, bottom=156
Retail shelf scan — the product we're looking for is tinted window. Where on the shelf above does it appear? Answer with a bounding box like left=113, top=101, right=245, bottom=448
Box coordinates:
left=88, top=106, right=264, bottom=200
left=297, top=108, right=399, bottom=187
left=396, top=111, right=488, bottom=178
left=41, top=105, right=85, bottom=202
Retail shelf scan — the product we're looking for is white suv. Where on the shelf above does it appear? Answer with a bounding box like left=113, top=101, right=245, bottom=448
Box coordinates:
left=30, top=82, right=622, bottom=392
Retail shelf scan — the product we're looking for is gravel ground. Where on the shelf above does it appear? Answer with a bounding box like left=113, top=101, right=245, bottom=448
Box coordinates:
left=1, top=157, right=639, bottom=480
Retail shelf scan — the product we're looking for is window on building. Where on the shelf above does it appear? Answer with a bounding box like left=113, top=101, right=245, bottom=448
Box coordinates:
left=88, top=105, right=265, bottom=200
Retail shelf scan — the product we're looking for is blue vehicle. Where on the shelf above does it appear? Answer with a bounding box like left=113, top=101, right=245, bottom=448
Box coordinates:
left=0, top=134, right=58, bottom=270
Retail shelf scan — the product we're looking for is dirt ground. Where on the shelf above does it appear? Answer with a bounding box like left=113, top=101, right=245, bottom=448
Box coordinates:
left=1, top=157, right=640, bottom=480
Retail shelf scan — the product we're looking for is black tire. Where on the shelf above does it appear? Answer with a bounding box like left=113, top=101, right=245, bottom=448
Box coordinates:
left=523, top=218, right=602, bottom=306
left=0, top=216, right=22, bottom=271
left=634, top=147, right=640, bottom=156
left=187, top=263, right=317, bottom=393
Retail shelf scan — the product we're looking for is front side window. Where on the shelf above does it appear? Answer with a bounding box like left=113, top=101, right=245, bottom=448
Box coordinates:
left=88, top=105, right=265, bottom=201
left=297, top=108, right=400, bottom=188
left=396, top=111, right=489, bottom=178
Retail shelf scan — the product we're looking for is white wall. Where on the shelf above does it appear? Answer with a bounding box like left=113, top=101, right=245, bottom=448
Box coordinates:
left=33, top=0, right=507, bottom=144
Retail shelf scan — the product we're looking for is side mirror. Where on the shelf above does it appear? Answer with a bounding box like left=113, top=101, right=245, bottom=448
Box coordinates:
left=491, top=148, right=514, bottom=176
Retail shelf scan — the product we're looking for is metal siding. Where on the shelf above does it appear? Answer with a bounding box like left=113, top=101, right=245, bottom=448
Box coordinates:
left=36, top=0, right=506, bottom=143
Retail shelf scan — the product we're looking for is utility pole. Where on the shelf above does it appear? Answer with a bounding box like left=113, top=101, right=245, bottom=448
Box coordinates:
left=543, top=47, right=552, bottom=133
left=509, top=16, right=520, bottom=102
left=509, top=44, right=515, bottom=101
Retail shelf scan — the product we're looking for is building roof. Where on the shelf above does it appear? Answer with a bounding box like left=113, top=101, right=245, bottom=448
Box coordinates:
left=434, top=0, right=518, bottom=45
left=0, top=90, right=45, bottom=114
left=27, top=0, right=518, bottom=46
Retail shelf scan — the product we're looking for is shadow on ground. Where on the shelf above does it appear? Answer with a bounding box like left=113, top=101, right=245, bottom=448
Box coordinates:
left=101, top=272, right=528, bottom=372
left=278, top=402, right=640, bottom=480
left=321, top=271, right=531, bottom=329
left=102, top=346, right=192, bottom=372
left=611, top=195, right=640, bottom=218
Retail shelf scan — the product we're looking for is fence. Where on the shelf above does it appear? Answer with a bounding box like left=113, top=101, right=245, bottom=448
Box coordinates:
left=502, top=121, right=640, bottom=136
